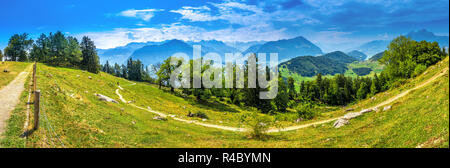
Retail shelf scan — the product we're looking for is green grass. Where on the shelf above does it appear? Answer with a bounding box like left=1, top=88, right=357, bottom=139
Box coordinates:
left=345, top=60, right=384, bottom=77
left=279, top=60, right=384, bottom=91
left=1, top=57, right=447, bottom=148
left=0, top=61, right=30, bottom=89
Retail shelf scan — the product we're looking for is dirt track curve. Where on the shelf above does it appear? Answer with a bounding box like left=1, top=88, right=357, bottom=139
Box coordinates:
left=116, top=67, right=449, bottom=133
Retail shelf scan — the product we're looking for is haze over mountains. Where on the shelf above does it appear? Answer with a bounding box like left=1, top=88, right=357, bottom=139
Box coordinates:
left=97, top=29, right=449, bottom=66
left=347, top=50, right=367, bottom=61
left=354, top=29, right=449, bottom=57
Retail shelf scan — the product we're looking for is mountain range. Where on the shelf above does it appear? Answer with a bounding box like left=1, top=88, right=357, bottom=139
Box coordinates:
left=279, top=51, right=357, bottom=77
left=98, top=36, right=323, bottom=66
left=97, top=41, right=168, bottom=65
left=97, top=29, right=448, bottom=66
left=353, top=29, right=449, bottom=58
left=251, top=36, right=323, bottom=62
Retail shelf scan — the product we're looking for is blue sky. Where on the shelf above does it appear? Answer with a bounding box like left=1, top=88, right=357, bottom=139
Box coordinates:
left=0, top=0, right=448, bottom=52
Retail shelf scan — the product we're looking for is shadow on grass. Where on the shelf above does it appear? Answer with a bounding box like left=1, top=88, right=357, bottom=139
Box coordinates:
left=20, top=128, right=36, bottom=138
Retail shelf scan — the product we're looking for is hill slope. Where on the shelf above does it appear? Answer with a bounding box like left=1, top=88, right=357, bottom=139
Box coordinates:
left=1, top=57, right=447, bottom=148
left=279, top=51, right=357, bottom=77
left=0, top=62, right=30, bottom=89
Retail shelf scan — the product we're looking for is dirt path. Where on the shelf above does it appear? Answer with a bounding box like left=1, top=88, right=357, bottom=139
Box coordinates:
left=269, top=67, right=449, bottom=133
left=0, top=65, right=32, bottom=138
left=115, top=67, right=448, bottom=133
left=115, top=88, right=247, bottom=132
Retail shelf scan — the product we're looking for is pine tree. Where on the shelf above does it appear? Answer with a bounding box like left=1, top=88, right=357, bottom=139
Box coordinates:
left=287, top=77, right=296, bottom=100
left=357, top=82, right=368, bottom=100
left=66, top=36, right=82, bottom=67
left=274, top=77, right=289, bottom=112
left=80, top=36, right=100, bottom=74
left=370, top=78, right=378, bottom=97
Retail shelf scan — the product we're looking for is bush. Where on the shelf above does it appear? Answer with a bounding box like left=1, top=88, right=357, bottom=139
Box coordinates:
left=296, top=103, right=317, bottom=120
left=413, top=64, right=427, bottom=77
left=241, top=112, right=273, bottom=140
left=193, top=111, right=208, bottom=119
left=287, top=100, right=296, bottom=108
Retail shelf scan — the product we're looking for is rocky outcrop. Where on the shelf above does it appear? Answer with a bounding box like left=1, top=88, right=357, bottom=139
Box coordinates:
left=95, top=93, right=118, bottom=103
left=333, top=108, right=374, bottom=128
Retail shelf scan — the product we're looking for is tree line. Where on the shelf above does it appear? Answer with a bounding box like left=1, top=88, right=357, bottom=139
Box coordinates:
left=154, top=36, right=448, bottom=116
left=101, top=58, right=152, bottom=82
left=2, top=32, right=100, bottom=73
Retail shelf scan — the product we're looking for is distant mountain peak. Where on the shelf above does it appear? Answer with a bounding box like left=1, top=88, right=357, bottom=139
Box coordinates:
left=322, top=51, right=358, bottom=63
left=407, top=29, right=436, bottom=38
left=347, top=50, right=367, bottom=61
left=166, top=39, right=187, bottom=45
left=292, top=36, right=307, bottom=40
left=256, top=36, right=323, bottom=61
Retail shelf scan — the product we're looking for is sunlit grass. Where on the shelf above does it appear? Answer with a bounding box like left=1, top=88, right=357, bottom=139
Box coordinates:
left=1, top=57, right=447, bottom=148
left=0, top=61, right=30, bottom=89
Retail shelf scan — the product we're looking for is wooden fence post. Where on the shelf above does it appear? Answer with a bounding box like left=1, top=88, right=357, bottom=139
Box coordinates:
left=33, top=90, right=40, bottom=130
left=33, top=62, right=36, bottom=93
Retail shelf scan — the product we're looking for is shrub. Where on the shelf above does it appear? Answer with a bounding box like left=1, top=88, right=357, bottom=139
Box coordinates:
left=296, top=102, right=317, bottom=120
left=413, top=64, right=427, bottom=77
left=287, top=100, right=296, bottom=108
left=193, top=111, right=208, bottom=119
left=241, top=112, right=273, bottom=140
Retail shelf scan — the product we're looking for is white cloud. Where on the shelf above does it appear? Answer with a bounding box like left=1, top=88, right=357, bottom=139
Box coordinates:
left=170, top=1, right=319, bottom=26
left=119, top=9, right=163, bottom=21
left=170, top=6, right=218, bottom=22
left=78, top=23, right=288, bottom=49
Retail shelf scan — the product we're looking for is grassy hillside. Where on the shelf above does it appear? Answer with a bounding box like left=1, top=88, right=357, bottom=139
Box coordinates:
left=0, top=61, right=30, bottom=89
left=280, top=60, right=384, bottom=91
left=1, top=57, right=448, bottom=148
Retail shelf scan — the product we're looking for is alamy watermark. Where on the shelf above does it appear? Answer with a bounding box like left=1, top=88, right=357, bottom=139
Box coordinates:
left=169, top=45, right=279, bottom=99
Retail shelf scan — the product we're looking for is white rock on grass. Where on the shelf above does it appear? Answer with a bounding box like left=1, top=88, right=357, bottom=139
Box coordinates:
left=95, top=93, right=118, bottom=103
left=334, top=108, right=374, bottom=128
left=342, top=112, right=362, bottom=120
left=153, top=116, right=167, bottom=121
left=383, top=105, right=392, bottom=111
left=333, top=118, right=349, bottom=128
left=360, top=109, right=373, bottom=114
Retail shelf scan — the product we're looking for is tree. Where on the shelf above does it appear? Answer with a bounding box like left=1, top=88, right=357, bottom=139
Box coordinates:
left=156, top=57, right=179, bottom=92
left=4, top=33, right=33, bottom=61
left=274, top=77, right=289, bottom=112
left=357, top=81, right=368, bottom=100
left=30, top=33, right=49, bottom=62
left=370, top=78, right=378, bottom=97
left=380, top=36, right=445, bottom=87
left=121, top=65, right=127, bottom=78
left=103, top=60, right=111, bottom=73
left=114, top=63, right=121, bottom=77
left=66, top=36, right=82, bottom=66
left=80, top=36, right=100, bottom=73
left=0, top=49, right=3, bottom=61
left=287, top=77, right=296, bottom=100
left=150, top=62, right=162, bottom=77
